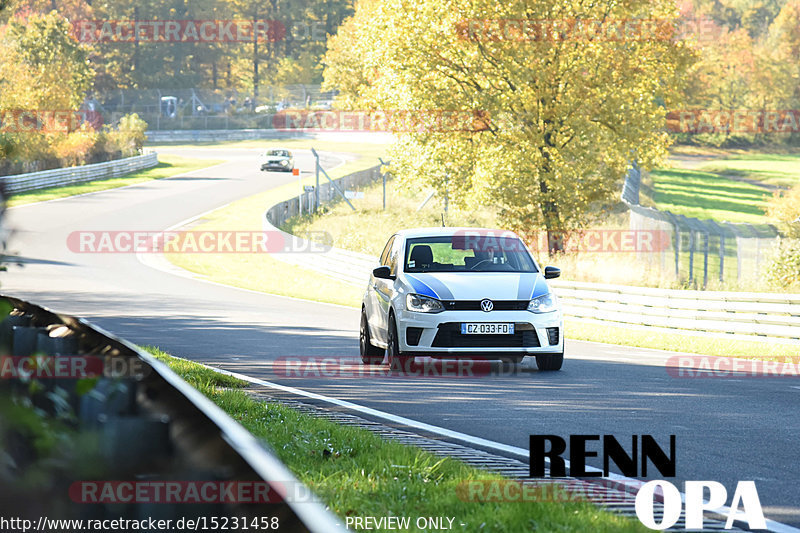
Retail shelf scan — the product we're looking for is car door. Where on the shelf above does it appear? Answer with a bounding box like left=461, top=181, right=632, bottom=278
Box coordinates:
left=366, top=235, right=395, bottom=343
left=373, top=236, right=402, bottom=344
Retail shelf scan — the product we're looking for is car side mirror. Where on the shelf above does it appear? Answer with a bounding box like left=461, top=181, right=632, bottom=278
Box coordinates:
left=372, top=266, right=394, bottom=280
left=544, top=266, right=561, bottom=279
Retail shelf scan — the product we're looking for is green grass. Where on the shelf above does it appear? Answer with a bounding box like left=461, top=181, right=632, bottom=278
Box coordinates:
left=145, top=345, right=249, bottom=388
left=697, top=153, right=800, bottom=188
left=651, top=150, right=800, bottom=222
left=649, top=168, right=772, bottom=224
left=565, top=319, right=800, bottom=362
left=7, top=155, right=223, bottom=207
left=143, top=346, right=646, bottom=533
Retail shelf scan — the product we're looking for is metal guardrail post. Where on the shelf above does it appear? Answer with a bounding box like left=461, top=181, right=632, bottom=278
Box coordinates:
left=312, top=148, right=320, bottom=211
left=707, top=219, right=726, bottom=283
left=310, top=147, right=355, bottom=211
left=665, top=211, right=681, bottom=280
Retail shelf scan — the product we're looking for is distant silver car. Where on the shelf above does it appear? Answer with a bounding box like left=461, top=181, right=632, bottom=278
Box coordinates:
left=260, top=148, right=294, bottom=172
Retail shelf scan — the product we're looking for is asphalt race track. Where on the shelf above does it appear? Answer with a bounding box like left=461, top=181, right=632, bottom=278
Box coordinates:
left=4, top=145, right=799, bottom=528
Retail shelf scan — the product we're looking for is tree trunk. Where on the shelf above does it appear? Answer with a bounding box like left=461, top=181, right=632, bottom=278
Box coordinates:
left=253, top=19, right=259, bottom=111
left=540, top=133, right=563, bottom=254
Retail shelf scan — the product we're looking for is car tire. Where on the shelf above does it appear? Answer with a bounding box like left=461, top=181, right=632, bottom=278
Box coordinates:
left=535, top=351, right=564, bottom=371
left=387, top=313, right=414, bottom=371
left=360, top=310, right=384, bottom=364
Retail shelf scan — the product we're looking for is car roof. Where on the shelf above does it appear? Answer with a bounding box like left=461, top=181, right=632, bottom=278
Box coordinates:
left=394, top=227, right=523, bottom=239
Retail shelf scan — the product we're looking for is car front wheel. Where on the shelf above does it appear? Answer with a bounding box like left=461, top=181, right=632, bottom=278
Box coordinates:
left=535, top=351, right=564, bottom=371
left=387, top=314, right=414, bottom=371
left=360, top=310, right=384, bottom=364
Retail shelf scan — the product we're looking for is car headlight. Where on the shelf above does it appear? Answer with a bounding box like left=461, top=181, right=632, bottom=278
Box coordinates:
left=280, top=160, right=289, bottom=165
left=527, top=292, right=558, bottom=313
left=406, top=293, right=444, bottom=313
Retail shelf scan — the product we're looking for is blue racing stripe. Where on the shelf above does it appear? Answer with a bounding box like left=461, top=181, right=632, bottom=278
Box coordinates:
left=530, top=275, right=549, bottom=299
left=405, top=274, right=438, bottom=299
left=516, top=274, right=537, bottom=300
left=414, top=274, right=454, bottom=300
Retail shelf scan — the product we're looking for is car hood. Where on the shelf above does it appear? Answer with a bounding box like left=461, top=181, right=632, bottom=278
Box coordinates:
left=402, top=272, right=549, bottom=301
left=262, top=156, right=290, bottom=162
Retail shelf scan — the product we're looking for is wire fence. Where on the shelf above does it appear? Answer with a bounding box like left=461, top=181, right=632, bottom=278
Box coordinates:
left=90, top=85, right=334, bottom=130
left=623, top=163, right=780, bottom=288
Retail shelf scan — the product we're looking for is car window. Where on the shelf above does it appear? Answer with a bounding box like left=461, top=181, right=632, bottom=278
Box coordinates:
left=379, top=236, right=395, bottom=267
left=266, top=149, right=290, bottom=157
left=404, top=235, right=537, bottom=273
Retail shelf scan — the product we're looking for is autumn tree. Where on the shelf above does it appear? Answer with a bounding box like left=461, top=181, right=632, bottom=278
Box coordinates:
left=324, top=0, right=694, bottom=249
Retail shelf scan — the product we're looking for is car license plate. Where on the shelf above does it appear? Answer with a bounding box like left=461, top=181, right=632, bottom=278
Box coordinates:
left=461, top=323, right=514, bottom=335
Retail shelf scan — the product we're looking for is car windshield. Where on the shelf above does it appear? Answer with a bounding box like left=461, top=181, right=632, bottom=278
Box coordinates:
left=266, top=149, right=290, bottom=157
left=403, top=235, right=537, bottom=273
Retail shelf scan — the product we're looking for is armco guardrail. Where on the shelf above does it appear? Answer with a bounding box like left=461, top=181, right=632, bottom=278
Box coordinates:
left=262, top=163, right=383, bottom=286
left=0, top=295, right=345, bottom=532
left=0, top=153, right=158, bottom=194
left=146, top=129, right=305, bottom=143
left=551, top=280, right=800, bottom=342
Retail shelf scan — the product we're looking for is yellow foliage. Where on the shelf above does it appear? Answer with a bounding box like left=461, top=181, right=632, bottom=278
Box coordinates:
left=52, top=127, right=100, bottom=168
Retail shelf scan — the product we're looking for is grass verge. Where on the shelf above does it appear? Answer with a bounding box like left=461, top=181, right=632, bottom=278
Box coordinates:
left=7, top=155, right=223, bottom=207
left=565, top=319, right=799, bottom=362
left=143, top=346, right=646, bottom=532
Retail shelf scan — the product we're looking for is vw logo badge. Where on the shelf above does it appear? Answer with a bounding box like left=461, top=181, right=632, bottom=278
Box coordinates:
left=480, top=299, right=494, bottom=312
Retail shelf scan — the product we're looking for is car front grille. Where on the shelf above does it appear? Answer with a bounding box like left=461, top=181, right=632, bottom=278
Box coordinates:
left=431, top=323, right=540, bottom=348
left=442, top=300, right=529, bottom=311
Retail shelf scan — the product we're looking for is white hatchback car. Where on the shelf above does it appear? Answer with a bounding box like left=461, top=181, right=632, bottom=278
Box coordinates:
left=360, top=227, right=564, bottom=371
